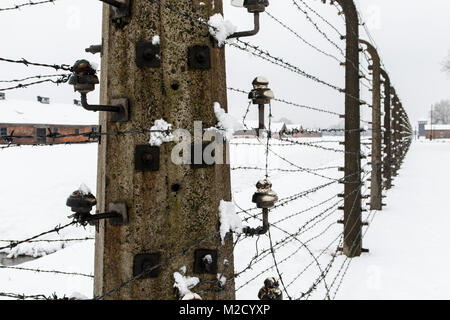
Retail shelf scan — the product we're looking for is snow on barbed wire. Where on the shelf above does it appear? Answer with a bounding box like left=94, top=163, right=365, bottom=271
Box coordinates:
left=152, top=35, right=160, bottom=45
left=219, top=200, right=243, bottom=244
left=213, top=102, right=243, bottom=141
left=149, top=119, right=174, bottom=146
left=208, top=13, right=237, bottom=46
left=173, top=266, right=200, bottom=299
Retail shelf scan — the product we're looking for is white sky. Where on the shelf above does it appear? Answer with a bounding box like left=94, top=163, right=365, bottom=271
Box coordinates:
left=0, top=0, right=449, bottom=130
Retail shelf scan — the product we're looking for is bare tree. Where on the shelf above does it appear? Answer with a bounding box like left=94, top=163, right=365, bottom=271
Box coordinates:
left=430, top=100, right=450, bottom=124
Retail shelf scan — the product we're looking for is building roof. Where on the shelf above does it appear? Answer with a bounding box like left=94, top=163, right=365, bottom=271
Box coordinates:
left=425, top=124, right=450, bottom=131
left=286, top=124, right=303, bottom=130
left=269, top=122, right=286, bottom=132
left=0, top=99, right=98, bottom=126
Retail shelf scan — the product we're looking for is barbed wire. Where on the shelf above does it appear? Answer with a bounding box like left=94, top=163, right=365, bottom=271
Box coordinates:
left=0, top=221, right=76, bottom=251
left=265, top=11, right=342, bottom=63
left=0, top=74, right=69, bottom=91
left=227, top=86, right=341, bottom=117
left=230, top=165, right=341, bottom=173
left=292, top=0, right=345, bottom=57
left=0, top=292, right=49, bottom=300
left=0, top=0, right=58, bottom=12
left=0, top=57, right=71, bottom=71
left=0, top=73, right=69, bottom=83
left=0, top=265, right=93, bottom=278
left=0, top=237, right=93, bottom=243
left=230, top=39, right=344, bottom=93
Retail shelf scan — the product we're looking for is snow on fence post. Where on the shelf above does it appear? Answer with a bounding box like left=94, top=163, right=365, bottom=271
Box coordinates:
left=94, top=0, right=235, bottom=300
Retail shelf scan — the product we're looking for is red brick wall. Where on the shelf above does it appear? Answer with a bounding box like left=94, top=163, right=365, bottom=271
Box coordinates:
left=292, top=132, right=323, bottom=138
left=0, top=124, right=99, bottom=145
left=425, top=130, right=450, bottom=139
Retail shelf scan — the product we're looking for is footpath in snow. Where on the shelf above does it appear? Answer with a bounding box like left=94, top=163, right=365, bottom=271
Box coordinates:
left=338, top=139, right=450, bottom=299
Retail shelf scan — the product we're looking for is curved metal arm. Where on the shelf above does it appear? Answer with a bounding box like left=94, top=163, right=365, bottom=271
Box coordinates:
left=227, top=12, right=260, bottom=39
left=80, top=93, right=121, bottom=113
left=243, top=208, right=269, bottom=235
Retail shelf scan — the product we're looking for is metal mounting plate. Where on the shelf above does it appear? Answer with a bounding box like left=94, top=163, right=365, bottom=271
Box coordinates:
left=136, top=42, right=161, bottom=67
left=110, top=98, right=129, bottom=122
left=188, top=46, right=211, bottom=70
left=108, top=202, right=128, bottom=226
left=194, top=249, right=218, bottom=274
left=135, top=145, right=160, bottom=171
left=133, top=253, right=160, bottom=278
left=110, top=0, right=131, bottom=20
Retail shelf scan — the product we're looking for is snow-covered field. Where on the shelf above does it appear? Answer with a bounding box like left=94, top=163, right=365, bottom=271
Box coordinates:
left=0, top=138, right=448, bottom=300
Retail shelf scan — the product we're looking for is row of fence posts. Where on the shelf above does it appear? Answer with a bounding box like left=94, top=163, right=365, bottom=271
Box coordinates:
left=335, top=0, right=412, bottom=258
left=85, top=0, right=414, bottom=299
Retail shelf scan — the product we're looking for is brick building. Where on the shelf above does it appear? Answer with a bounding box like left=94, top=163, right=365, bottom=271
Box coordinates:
left=0, top=99, right=99, bottom=145
left=286, top=124, right=323, bottom=138
left=425, top=124, right=450, bottom=139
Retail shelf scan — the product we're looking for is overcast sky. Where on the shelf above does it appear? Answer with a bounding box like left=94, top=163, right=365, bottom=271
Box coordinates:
left=1, top=0, right=449, bottom=129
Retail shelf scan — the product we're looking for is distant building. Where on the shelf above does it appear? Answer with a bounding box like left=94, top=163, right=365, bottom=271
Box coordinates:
left=286, top=124, right=322, bottom=138
left=234, top=121, right=287, bottom=138
left=0, top=99, right=99, bottom=145
left=425, top=124, right=450, bottom=139
left=270, top=122, right=287, bottom=138
left=418, top=119, right=427, bottom=137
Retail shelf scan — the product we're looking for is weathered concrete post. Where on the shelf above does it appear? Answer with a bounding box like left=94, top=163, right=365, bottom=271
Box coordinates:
left=94, top=0, right=235, bottom=299
left=380, top=69, right=392, bottom=190
left=336, top=0, right=362, bottom=258
left=359, top=40, right=382, bottom=211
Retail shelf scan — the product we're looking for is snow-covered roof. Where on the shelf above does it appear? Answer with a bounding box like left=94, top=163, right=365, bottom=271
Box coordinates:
left=425, top=124, right=450, bottom=131
left=286, top=124, right=303, bottom=130
left=270, top=122, right=286, bottom=132
left=0, top=99, right=98, bottom=126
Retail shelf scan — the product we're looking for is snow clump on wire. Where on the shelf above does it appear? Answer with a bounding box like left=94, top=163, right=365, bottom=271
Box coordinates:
left=208, top=13, right=237, bottom=46
left=173, top=266, right=201, bottom=299
left=219, top=200, right=243, bottom=244
left=213, top=102, right=243, bottom=141
left=149, top=119, right=174, bottom=146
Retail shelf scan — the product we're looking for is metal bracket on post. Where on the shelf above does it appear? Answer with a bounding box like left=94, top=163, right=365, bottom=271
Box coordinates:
left=110, top=98, right=129, bottom=122
left=99, top=0, right=131, bottom=20
left=133, top=253, right=161, bottom=278
left=227, top=1, right=269, bottom=40
left=188, top=46, right=211, bottom=70
left=108, top=202, right=128, bottom=226
left=135, top=145, right=160, bottom=171
left=136, top=42, right=161, bottom=67
left=85, top=44, right=103, bottom=55
left=194, top=249, right=218, bottom=274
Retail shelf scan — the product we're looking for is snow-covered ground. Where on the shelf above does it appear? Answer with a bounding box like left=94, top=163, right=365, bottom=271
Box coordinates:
left=336, top=139, right=450, bottom=299
left=0, top=138, right=447, bottom=300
